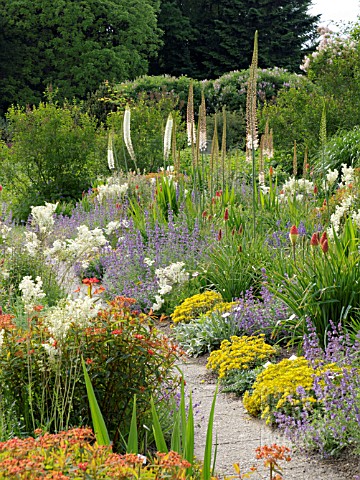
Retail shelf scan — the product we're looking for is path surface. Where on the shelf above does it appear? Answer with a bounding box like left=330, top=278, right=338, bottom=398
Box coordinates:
left=180, top=355, right=360, bottom=480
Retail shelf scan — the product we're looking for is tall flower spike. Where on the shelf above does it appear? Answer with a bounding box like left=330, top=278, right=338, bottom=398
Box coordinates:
left=107, top=131, right=115, bottom=170
left=164, top=113, right=173, bottom=162
left=123, top=107, right=137, bottom=170
left=187, top=82, right=196, bottom=147
left=199, top=91, right=207, bottom=152
left=246, top=31, right=259, bottom=152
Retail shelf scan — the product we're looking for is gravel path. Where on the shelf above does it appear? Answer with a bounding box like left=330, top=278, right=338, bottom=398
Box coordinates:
left=180, top=355, right=360, bottom=480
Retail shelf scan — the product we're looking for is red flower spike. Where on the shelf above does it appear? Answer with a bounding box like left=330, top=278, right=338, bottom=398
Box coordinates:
left=217, top=229, right=222, bottom=241
left=313, top=184, right=318, bottom=194
left=269, top=166, right=273, bottom=176
left=224, top=208, right=229, bottom=221
left=321, top=238, right=329, bottom=253
left=289, top=225, right=299, bottom=245
left=310, top=233, right=319, bottom=247
left=320, top=231, right=327, bottom=245
left=202, top=210, right=208, bottom=218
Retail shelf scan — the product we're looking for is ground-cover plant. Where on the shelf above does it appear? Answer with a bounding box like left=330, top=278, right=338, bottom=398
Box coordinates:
left=0, top=427, right=195, bottom=479
left=274, top=321, right=360, bottom=456
left=243, top=356, right=322, bottom=423
left=207, top=335, right=276, bottom=380
left=0, top=296, right=181, bottom=449
left=171, top=291, right=223, bottom=324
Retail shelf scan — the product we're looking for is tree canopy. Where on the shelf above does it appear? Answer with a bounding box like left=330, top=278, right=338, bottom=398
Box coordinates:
left=0, top=0, right=161, bottom=114
left=151, top=0, right=320, bottom=78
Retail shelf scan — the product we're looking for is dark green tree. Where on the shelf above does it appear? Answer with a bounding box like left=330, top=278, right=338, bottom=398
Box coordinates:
left=0, top=0, right=161, bottom=114
left=151, top=0, right=320, bottom=78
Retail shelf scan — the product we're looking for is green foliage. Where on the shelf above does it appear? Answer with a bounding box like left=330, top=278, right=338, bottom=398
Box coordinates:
left=173, top=310, right=239, bottom=357
left=81, top=357, right=111, bottom=447
left=272, top=219, right=360, bottom=346
left=0, top=232, right=64, bottom=310
left=0, top=0, right=161, bottom=114
left=1, top=100, right=106, bottom=221
left=263, top=77, right=340, bottom=158
left=221, top=366, right=263, bottom=396
left=110, top=68, right=302, bottom=120
left=203, top=228, right=269, bottom=302
left=317, top=126, right=360, bottom=173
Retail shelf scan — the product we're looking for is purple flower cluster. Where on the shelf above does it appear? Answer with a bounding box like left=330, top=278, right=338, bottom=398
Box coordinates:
left=99, top=210, right=210, bottom=309
left=231, top=285, right=290, bottom=340
left=275, top=320, right=360, bottom=456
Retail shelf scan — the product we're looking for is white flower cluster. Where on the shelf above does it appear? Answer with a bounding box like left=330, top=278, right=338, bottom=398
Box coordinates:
left=30, top=202, right=58, bottom=234
left=152, top=261, right=189, bottom=312
left=326, top=168, right=339, bottom=186
left=105, top=221, right=121, bottom=235
left=19, top=275, right=46, bottom=314
left=0, top=329, right=4, bottom=352
left=328, top=195, right=354, bottom=238
left=44, top=295, right=101, bottom=341
left=97, top=182, right=128, bottom=203
left=340, top=163, right=354, bottom=187
left=24, top=231, right=41, bottom=257
left=352, top=210, right=360, bottom=229
left=279, top=176, right=314, bottom=203
left=45, top=225, right=108, bottom=269
left=0, top=222, right=11, bottom=242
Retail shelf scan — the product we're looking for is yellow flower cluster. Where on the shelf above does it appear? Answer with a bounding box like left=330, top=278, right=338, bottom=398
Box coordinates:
left=243, top=357, right=339, bottom=422
left=206, top=335, right=276, bottom=379
left=205, top=301, right=237, bottom=316
left=171, top=291, right=222, bottom=324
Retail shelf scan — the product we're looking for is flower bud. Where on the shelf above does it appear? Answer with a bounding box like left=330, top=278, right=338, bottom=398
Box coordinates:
left=217, top=229, right=222, bottom=241
left=224, top=208, right=229, bottom=221
left=310, top=233, right=319, bottom=247
left=289, top=225, right=299, bottom=245
left=321, top=238, right=329, bottom=253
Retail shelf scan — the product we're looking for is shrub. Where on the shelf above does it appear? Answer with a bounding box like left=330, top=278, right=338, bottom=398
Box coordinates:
left=0, top=428, right=192, bottom=479
left=170, top=291, right=222, bottom=324
left=0, top=297, right=181, bottom=448
left=2, top=99, right=106, bottom=221
left=207, top=335, right=276, bottom=379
